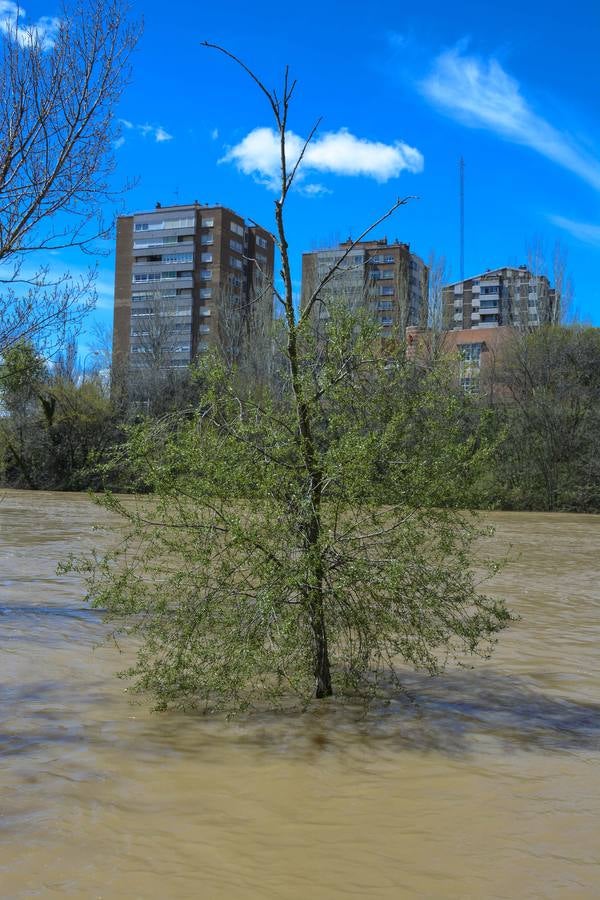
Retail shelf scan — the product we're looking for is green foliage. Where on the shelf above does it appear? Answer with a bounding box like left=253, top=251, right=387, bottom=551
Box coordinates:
left=485, top=326, right=600, bottom=511
left=0, top=340, right=47, bottom=406
left=0, top=340, right=120, bottom=490
left=65, top=333, right=511, bottom=713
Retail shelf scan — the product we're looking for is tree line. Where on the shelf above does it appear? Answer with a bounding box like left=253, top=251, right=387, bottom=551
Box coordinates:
left=2, top=322, right=599, bottom=514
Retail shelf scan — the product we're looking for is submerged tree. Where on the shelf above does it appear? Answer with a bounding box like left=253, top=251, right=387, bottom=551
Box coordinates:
left=65, top=49, right=511, bottom=711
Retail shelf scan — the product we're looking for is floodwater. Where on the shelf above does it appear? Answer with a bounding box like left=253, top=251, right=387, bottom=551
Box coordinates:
left=1, top=492, right=600, bottom=899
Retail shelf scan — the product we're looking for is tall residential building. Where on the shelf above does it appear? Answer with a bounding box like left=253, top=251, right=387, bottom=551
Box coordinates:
left=301, top=238, right=428, bottom=340
left=112, top=202, right=275, bottom=373
left=443, top=266, right=556, bottom=331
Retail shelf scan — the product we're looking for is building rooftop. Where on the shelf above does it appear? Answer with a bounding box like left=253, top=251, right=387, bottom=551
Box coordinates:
left=443, top=265, right=548, bottom=289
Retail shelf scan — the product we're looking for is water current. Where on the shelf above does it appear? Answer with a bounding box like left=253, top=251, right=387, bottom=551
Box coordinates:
left=1, top=491, right=599, bottom=898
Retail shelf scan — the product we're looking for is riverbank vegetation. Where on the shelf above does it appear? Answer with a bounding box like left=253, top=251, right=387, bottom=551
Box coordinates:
left=2, top=323, right=599, bottom=512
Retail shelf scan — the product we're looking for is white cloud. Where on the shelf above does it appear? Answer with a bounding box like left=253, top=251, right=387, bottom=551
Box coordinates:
left=300, top=183, right=332, bottom=197
left=220, top=126, right=424, bottom=190
left=114, top=121, right=174, bottom=147
left=420, top=45, right=600, bottom=191
left=549, top=215, right=600, bottom=247
left=154, top=126, right=173, bottom=143
left=0, top=1, right=59, bottom=49
left=211, top=127, right=219, bottom=140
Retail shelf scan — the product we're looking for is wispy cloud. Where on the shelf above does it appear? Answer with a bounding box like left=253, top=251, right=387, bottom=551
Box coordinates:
left=154, top=126, right=173, bottom=143
left=210, top=127, right=219, bottom=140
left=0, top=0, right=60, bottom=49
left=549, top=214, right=600, bottom=247
left=116, top=119, right=174, bottom=146
left=220, top=126, right=424, bottom=190
left=300, top=183, right=333, bottom=197
left=420, top=45, right=600, bottom=191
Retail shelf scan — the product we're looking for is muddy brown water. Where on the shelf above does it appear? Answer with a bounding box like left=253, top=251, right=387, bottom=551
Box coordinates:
left=1, top=491, right=599, bottom=899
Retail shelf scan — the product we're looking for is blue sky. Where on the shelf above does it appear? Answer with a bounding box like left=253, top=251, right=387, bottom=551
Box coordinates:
left=13, top=0, right=600, bottom=342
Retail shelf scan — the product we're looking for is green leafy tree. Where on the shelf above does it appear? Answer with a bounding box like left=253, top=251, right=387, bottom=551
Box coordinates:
left=0, top=339, right=119, bottom=489
left=487, top=326, right=600, bottom=511
left=65, top=51, right=511, bottom=712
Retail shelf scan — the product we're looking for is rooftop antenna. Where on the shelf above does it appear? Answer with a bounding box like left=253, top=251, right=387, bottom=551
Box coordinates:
left=459, top=156, right=465, bottom=281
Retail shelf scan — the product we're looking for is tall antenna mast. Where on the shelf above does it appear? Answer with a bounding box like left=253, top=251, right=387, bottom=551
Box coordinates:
left=459, top=156, right=465, bottom=281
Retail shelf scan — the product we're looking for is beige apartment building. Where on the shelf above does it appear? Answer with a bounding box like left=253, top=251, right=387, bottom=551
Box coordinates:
left=301, top=238, right=429, bottom=340
left=443, top=266, right=556, bottom=331
left=112, top=202, right=275, bottom=374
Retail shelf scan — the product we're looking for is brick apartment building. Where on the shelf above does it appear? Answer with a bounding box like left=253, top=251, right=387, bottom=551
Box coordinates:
left=301, top=238, right=428, bottom=339
left=112, top=202, right=275, bottom=373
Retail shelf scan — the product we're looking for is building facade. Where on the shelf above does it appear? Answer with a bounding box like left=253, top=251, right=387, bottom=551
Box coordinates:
left=406, top=324, right=512, bottom=394
left=301, top=238, right=428, bottom=340
left=443, top=266, right=556, bottom=331
left=112, top=202, right=275, bottom=373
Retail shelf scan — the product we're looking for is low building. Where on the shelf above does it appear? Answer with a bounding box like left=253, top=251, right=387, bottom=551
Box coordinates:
left=406, top=324, right=513, bottom=393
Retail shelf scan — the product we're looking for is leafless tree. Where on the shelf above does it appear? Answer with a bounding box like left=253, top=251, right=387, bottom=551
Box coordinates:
left=526, top=237, right=573, bottom=327
left=214, top=278, right=274, bottom=384
left=0, top=0, right=139, bottom=354
left=551, top=241, right=574, bottom=324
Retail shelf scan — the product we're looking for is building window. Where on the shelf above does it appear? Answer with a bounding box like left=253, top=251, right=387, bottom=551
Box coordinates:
left=199, top=288, right=212, bottom=299
left=162, top=252, right=193, bottom=264
left=380, top=316, right=393, bottom=326
left=202, top=217, right=214, bottom=227
left=459, top=343, right=483, bottom=363
left=201, top=252, right=213, bottom=263
left=200, top=269, right=212, bottom=280
left=377, top=301, right=393, bottom=310
left=200, top=233, right=213, bottom=245
left=133, top=272, right=159, bottom=282
left=134, top=223, right=149, bottom=232
left=162, top=217, right=194, bottom=229
left=133, top=236, right=178, bottom=249
left=230, top=256, right=243, bottom=270
left=199, top=324, right=210, bottom=334
left=380, top=286, right=394, bottom=296
left=230, top=221, right=244, bottom=237
left=229, top=239, right=243, bottom=253
left=256, top=235, right=268, bottom=249
left=460, top=376, right=478, bottom=393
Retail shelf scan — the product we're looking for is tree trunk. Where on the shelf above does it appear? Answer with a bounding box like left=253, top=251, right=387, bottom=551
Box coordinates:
left=310, top=593, right=333, bottom=698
